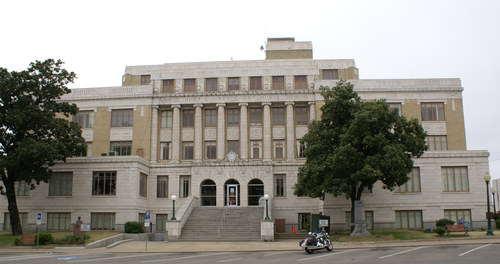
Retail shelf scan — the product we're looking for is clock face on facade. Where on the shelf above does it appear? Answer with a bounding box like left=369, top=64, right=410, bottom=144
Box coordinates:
left=227, top=151, right=237, bottom=161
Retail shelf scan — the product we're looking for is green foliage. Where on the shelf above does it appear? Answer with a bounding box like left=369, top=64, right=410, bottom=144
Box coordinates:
left=125, top=221, right=144, bottom=233
left=496, top=218, right=500, bottom=229
left=58, top=234, right=90, bottom=244
left=36, top=233, right=54, bottom=245
left=435, top=227, right=447, bottom=236
left=435, top=218, right=455, bottom=228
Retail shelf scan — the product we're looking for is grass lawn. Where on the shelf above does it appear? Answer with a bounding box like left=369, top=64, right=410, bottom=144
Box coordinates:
left=0, top=231, right=119, bottom=247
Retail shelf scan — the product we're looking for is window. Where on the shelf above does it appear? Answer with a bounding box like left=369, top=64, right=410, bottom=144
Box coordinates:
left=205, top=78, right=217, bottom=92
left=388, top=103, right=402, bottom=116
left=421, top=102, right=445, bottom=121
left=4, top=212, right=27, bottom=231
left=250, top=108, right=262, bottom=125
left=205, top=109, right=217, bottom=127
left=442, top=167, right=469, bottom=192
left=157, top=176, right=168, bottom=198
left=205, top=141, right=217, bottom=160
left=426, top=135, right=447, bottom=151
left=161, top=111, right=173, bottom=128
left=79, top=142, right=92, bottom=157
left=160, top=142, right=171, bottom=160
left=47, top=213, right=71, bottom=231
left=92, top=171, right=116, bottom=195
left=139, top=173, right=147, bottom=198
left=274, top=174, right=286, bottom=197
left=322, top=69, right=338, bottom=80
left=227, top=140, right=239, bottom=155
left=91, top=213, right=115, bottom=230
left=162, top=79, right=175, bottom=94
left=201, top=179, right=217, bottom=206
left=184, top=79, right=195, bottom=93
left=296, top=140, right=306, bottom=158
left=395, top=168, right=421, bottom=193
left=295, top=75, right=307, bottom=90
left=111, top=109, right=133, bottom=127
left=138, top=213, right=145, bottom=226
left=227, top=108, right=239, bottom=126
left=141, top=75, right=151, bottom=85
left=110, top=141, right=131, bottom=156
left=74, top=111, right=94, bottom=128
left=273, top=140, right=284, bottom=159
left=345, top=211, right=374, bottom=230
left=272, top=76, right=284, bottom=90
left=272, top=107, right=284, bottom=125
left=182, top=142, right=194, bottom=160
left=295, top=106, right=308, bottom=125
left=15, top=181, right=29, bottom=196
left=250, top=77, right=262, bottom=90
left=49, top=172, right=73, bottom=196
left=156, top=214, right=169, bottom=231
left=180, top=175, right=191, bottom=198
left=182, top=109, right=194, bottom=127
left=227, top=77, right=239, bottom=91
left=299, top=213, right=311, bottom=231
left=250, top=140, right=262, bottom=159
left=395, top=210, right=423, bottom=230
left=444, top=209, right=471, bottom=224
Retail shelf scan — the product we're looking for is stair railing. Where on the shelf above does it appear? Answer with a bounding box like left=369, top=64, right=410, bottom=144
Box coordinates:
left=217, top=206, right=227, bottom=238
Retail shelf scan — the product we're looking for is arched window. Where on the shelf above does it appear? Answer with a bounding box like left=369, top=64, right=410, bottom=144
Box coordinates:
left=248, top=179, right=264, bottom=206
left=200, top=179, right=216, bottom=206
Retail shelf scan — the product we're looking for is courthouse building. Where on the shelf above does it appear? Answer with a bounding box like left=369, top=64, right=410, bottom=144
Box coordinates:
left=1, top=38, right=491, bottom=234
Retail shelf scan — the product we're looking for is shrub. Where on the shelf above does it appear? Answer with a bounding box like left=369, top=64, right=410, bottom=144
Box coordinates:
left=59, top=234, right=90, bottom=243
left=435, top=218, right=455, bottom=228
left=36, top=233, right=54, bottom=245
left=124, top=221, right=144, bottom=233
left=435, top=226, right=447, bottom=236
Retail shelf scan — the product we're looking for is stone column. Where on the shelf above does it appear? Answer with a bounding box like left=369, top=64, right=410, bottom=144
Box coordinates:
left=309, top=101, right=316, bottom=122
left=262, top=102, right=272, bottom=161
left=194, top=104, right=203, bottom=162
left=216, top=103, right=226, bottom=159
left=239, top=103, right=248, bottom=160
left=285, top=102, right=295, bottom=160
left=350, top=200, right=371, bottom=236
left=150, top=106, right=159, bottom=162
left=171, top=104, right=181, bottom=162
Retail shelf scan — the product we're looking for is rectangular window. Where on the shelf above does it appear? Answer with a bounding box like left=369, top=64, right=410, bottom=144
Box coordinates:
left=205, top=141, right=217, bottom=160
left=296, top=140, right=306, bottom=158
left=141, top=75, right=151, bottom=85
left=161, top=111, right=173, bottom=128
left=184, top=79, right=195, bottom=93
left=272, top=107, right=285, bottom=126
left=49, top=172, right=73, bottom=196
left=110, top=141, right=132, bottom=156
left=227, top=77, right=240, bottom=91
left=227, top=108, right=239, bottom=126
left=395, top=168, right=421, bottom=193
left=298, top=213, right=311, bottom=231
left=345, top=211, right=374, bottom=230
left=157, top=176, right=168, bottom=198
left=421, top=102, right=445, bottom=121
left=442, top=167, right=469, bottom=192
left=156, top=214, right=169, bottom=231
left=182, top=109, right=194, bottom=127
left=79, top=142, right=92, bottom=157
left=395, top=210, right=423, bottom=230
left=272, top=76, right=284, bottom=90
left=205, top=109, right=217, bottom=127
left=74, top=111, right=94, bottom=128
left=3, top=212, right=27, bottom=231
left=250, top=140, right=262, bottom=159
left=182, top=142, right=194, bottom=160
left=111, top=109, right=133, bottom=127
left=294, top=75, right=307, bottom=90
left=162, top=79, right=175, bottom=94
left=295, top=106, right=308, bottom=125
left=444, top=209, right=471, bottom=224
left=15, top=181, right=29, bottom=196
left=160, top=142, right=171, bottom=160
left=205, top=78, right=218, bottom=92
left=138, top=213, right=145, bottom=226
left=139, top=173, right=147, bottom=198
left=273, top=140, right=284, bottom=159
left=91, top=213, right=115, bottom=230
left=47, top=212, right=71, bottom=231
left=322, top=69, right=338, bottom=80
left=250, top=108, right=262, bottom=125
left=388, top=103, right=402, bottom=116
left=227, top=140, right=239, bottom=155
left=274, top=174, right=286, bottom=197
left=92, top=171, right=117, bottom=196
left=250, top=77, right=262, bottom=90
left=426, top=135, right=448, bottom=151
left=180, top=175, right=191, bottom=198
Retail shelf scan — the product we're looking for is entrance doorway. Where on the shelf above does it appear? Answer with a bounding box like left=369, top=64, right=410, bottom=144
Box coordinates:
left=224, top=179, right=240, bottom=206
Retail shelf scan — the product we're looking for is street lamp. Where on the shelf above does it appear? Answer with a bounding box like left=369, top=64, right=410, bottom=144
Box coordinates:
left=263, top=194, right=270, bottom=220
left=171, top=195, right=177, bottom=221
left=492, top=187, right=497, bottom=214
left=484, top=173, right=494, bottom=236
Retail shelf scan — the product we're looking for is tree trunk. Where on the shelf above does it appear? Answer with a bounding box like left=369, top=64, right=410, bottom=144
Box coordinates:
left=4, top=178, right=23, bottom=235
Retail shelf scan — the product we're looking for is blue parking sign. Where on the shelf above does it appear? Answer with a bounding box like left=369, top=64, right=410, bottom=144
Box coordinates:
left=36, top=212, right=42, bottom=225
left=145, top=211, right=150, bottom=220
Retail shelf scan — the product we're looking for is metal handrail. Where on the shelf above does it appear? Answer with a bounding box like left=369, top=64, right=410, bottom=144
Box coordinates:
left=217, top=206, right=227, bottom=238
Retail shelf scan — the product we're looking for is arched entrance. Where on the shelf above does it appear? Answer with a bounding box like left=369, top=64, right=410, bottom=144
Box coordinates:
left=248, top=179, right=264, bottom=206
left=200, top=179, right=216, bottom=206
left=224, top=179, right=240, bottom=206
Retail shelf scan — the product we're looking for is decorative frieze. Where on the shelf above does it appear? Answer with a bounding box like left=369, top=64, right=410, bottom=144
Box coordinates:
left=110, top=128, right=133, bottom=141
left=160, top=129, right=172, bottom=141
left=422, top=122, right=447, bottom=135
left=82, top=129, right=93, bottom=142
left=227, top=127, right=240, bottom=140
left=182, top=128, right=194, bottom=141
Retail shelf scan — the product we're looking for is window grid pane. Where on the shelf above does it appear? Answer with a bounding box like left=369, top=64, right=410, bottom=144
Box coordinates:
left=180, top=176, right=191, bottom=198
left=250, top=108, right=262, bottom=125
left=395, top=210, right=422, bottom=230
left=205, top=141, right=217, bottom=159
left=162, top=79, right=175, bottom=94
left=205, top=109, right=217, bottom=127
left=157, top=176, right=168, bottom=198
left=322, top=69, right=338, bottom=80
left=182, top=109, right=194, bottom=127
left=295, top=107, right=308, bottom=125
left=228, top=77, right=240, bottom=91
left=426, top=135, right=447, bottom=151
left=139, top=173, right=147, bottom=198
left=182, top=142, right=194, bottom=160
left=92, top=171, right=117, bottom=195
left=227, top=109, right=239, bottom=126
left=294, top=75, right=307, bottom=90
left=111, top=109, right=133, bottom=127
left=156, top=214, right=169, bottom=231
left=273, top=140, right=284, bottom=159
left=227, top=140, right=239, bottom=155
left=272, top=76, right=284, bottom=90
left=184, top=79, right=195, bottom=93
left=272, top=107, right=284, bottom=125
left=395, top=168, right=421, bottom=193
left=161, top=111, right=173, bottom=128
left=274, top=174, right=286, bottom=197
left=421, top=103, right=445, bottom=121
left=110, top=141, right=131, bottom=156
left=91, top=213, right=115, bottom=230
left=160, top=142, right=171, bottom=160
left=250, top=77, right=262, bottom=90
left=441, top=167, right=469, bottom=192
left=49, top=172, right=73, bottom=196
left=47, top=213, right=71, bottom=231
left=205, top=78, right=217, bottom=92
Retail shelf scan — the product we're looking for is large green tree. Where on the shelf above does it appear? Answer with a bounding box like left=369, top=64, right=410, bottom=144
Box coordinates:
left=294, top=81, right=427, bottom=232
left=0, top=59, right=85, bottom=235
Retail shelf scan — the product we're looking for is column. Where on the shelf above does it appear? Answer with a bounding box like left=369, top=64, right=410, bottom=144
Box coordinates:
left=262, top=102, right=272, bottom=161
left=150, top=106, right=159, bottom=162
left=285, top=102, right=295, bottom=160
left=194, top=104, right=203, bottom=162
left=171, top=104, right=181, bottom=162
left=239, top=103, right=248, bottom=160
left=216, top=103, right=226, bottom=160
left=309, top=101, right=316, bottom=122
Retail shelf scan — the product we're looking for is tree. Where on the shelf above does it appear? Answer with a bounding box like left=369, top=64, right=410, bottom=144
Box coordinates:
left=294, top=81, right=427, bottom=234
left=0, top=59, right=85, bottom=235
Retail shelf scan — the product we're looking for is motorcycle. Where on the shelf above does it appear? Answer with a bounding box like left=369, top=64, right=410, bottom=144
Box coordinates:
left=299, top=230, right=333, bottom=254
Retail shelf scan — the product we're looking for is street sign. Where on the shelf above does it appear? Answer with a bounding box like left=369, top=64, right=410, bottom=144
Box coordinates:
left=36, top=212, right=42, bottom=226
left=145, top=211, right=150, bottom=227
left=81, top=224, right=91, bottom=231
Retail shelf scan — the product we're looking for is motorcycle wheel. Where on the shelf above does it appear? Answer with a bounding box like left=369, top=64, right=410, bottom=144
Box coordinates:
left=305, top=248, right=314, bottom=254
left=326, top=241, right=333, bottom=251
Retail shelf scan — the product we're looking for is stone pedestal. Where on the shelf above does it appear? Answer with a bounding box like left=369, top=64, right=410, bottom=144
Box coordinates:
left=261, top=220, right=274, bottom=241
left=73, top=223, right=83, bottom=238
left=166, top=221, right=181, bottom=241
left=350, top=200, right=371, bottom=236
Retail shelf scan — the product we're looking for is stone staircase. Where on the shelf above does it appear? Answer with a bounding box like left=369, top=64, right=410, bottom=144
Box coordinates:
left=179, top=207, right=263, bottom=241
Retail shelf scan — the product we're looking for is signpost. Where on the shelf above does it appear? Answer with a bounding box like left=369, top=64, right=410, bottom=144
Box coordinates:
left=145, top=211, right=150, bottom=251
left=36, top=212, right=42, bottom=249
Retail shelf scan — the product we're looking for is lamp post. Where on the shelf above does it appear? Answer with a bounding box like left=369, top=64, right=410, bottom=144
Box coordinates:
left=492, top=187, right=497, bottom=214
left=171, top=195, right=177, bottom=221
left=484, top=173, right=494, bottom=236
left=263, top=194, right=270, bottom=220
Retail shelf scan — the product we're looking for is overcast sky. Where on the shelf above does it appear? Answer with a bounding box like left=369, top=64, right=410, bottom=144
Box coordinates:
left=2, top=0, right=499, bottom=179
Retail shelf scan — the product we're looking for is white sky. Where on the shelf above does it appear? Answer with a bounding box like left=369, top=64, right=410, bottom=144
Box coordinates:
left=1, top=0, right=499, bottom=179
